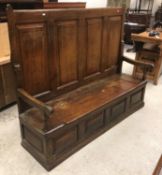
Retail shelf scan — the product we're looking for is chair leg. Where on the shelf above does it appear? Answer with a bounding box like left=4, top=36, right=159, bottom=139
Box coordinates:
left=133, top=51, right=142, bottom=79
left=153, top=79, right=158, bottom=85
left=153, top=47, right=162, bottom=85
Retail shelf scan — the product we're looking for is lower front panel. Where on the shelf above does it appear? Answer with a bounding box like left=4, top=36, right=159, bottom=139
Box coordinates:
left=21, top=85, right=145, bottom=171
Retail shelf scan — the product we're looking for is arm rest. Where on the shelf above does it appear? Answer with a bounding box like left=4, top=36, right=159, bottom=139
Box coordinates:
left=17, top=88, right=53, bottom=121
left=122, top=56, right=154, bottom=80
left=122, top=56, right=154, bottom=69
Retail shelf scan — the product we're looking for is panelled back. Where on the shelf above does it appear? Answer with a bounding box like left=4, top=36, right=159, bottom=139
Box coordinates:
left=85, top=18, right=103, bottom=77
left=15, top=23, right=50, bottom=95
left=8, top=8, right=124, bottom=97
left=54, top=20, right=80, bottom=90
left=107, top=16, right=122, bottom=68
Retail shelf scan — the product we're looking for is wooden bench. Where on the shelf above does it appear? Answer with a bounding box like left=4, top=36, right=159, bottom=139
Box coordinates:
left=7, top=6, right=153, bottom=171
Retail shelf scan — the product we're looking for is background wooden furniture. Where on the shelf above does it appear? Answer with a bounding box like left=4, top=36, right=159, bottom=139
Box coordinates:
left=0, top=60, right=16, bottom=109
left=7, top=7, right=152, bottom=170
left=124, top=13, right=151, bottom=44
left=0, top=23, right=10, bottom=58
left=0, top=0, right=43, bottom=22
left=153, top=155, right=162, bottom=175
left=125, top=13, right=151, bottom=27
left=0, top=23, right=16, bottom=109
left=132, top=31, right=162, bottom=85
left=128, top=0, right=154, bottom=14
left=125, top=0, right=154, bottom=27
left=124, top=0, right=153, bottom=44
left=124, top=22, right=146, bottom=44
left=155, top=4, right=162, bottom=22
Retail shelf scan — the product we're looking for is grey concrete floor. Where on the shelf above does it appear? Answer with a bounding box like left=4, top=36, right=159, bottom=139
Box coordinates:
left=0, top=45, right=162, bottom=175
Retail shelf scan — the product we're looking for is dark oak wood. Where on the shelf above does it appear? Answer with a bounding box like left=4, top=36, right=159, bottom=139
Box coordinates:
left=0, top=62, right=16, bottom=109
left=0, top=1, right=86, bottom=108
left=153, top=155, right=162, bottom=175
left=7, top=7, right=151, bottom=171
left=17, top=88, right=53, bottom=120
left=43, top=2, right=86, bottom=9
left=0, top=65, right=5, bottom=108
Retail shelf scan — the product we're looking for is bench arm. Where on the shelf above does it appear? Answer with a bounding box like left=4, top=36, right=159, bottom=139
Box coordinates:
left=17, top=88, right=53, bottom=121
left=122, top=56, right=154, bottom=80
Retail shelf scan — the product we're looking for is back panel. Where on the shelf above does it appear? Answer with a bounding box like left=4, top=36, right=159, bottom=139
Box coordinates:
left=16, top=23, right=50, bottom=95
left=7, top=8, right=124, bottom=97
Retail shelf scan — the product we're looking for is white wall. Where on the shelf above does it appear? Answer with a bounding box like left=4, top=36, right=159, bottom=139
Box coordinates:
left=86, top=0, right=107, bottom=8
left=59, top=0, right=161, bottom=13
left=58, top=0, right=107, bottom=8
